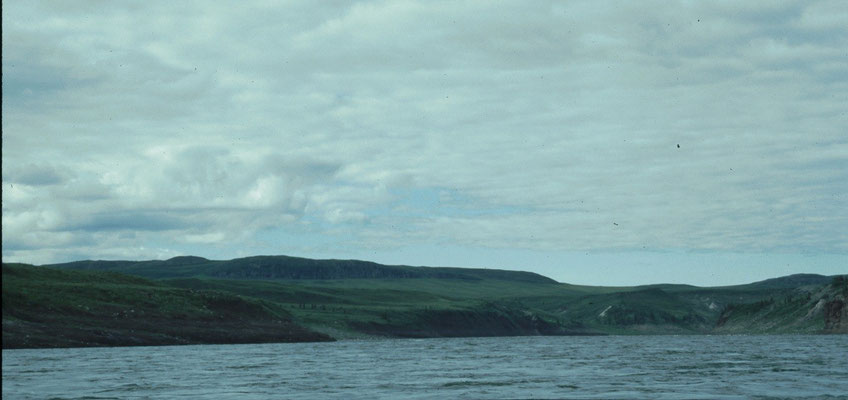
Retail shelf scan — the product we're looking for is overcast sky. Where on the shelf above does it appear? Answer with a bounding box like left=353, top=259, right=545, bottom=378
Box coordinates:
left=3, top=1, right=846, bottom=286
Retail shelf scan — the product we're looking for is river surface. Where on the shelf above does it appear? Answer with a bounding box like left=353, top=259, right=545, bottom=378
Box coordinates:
left=3, top=335, right=847, bottom=399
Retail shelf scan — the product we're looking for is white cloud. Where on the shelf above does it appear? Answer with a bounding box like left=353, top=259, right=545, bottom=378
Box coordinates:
left=3, top=0, right=846, bottom=269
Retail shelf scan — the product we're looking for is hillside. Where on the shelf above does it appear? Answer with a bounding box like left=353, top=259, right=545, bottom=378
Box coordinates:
left=5, top=256, right=845, bottom=348
left=45, top=255, right=556, bottom=283
left=729, top=273, right=834, bottom=290
left=2, top=264, right=332, bottom=349
left=714, top=276, right=848, bottom=334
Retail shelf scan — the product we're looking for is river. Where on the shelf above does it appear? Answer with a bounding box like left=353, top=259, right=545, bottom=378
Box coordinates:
left=3, top=335, right=847, bottom=399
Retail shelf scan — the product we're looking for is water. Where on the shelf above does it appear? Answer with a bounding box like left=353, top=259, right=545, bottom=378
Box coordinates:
left=3, top=335, right=847, bottom=399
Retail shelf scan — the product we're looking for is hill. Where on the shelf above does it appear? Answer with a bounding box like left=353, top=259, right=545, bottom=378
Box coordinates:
left=44, top=255, right=557, bottom=283
left=714, top=275, right=848, bottom=334
left=2, top=263, right=332, bottom=349
left=739, top=273, right=833, bottom=289
left=5, top=255, right=845, bottom=347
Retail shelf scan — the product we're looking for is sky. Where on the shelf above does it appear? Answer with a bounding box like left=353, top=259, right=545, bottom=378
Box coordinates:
left=2, top=1, right=846, bottom=286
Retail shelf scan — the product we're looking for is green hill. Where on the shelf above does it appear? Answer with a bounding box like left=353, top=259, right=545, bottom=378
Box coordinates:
left=2, top=264, right=332, bottom=349
left=5, top=255, right=845, bottom=348
left=45, top=255, right=556, bottom=283
left=737, top=273, right=833, bottom=289
left=714, top=276, right=848, bottom=334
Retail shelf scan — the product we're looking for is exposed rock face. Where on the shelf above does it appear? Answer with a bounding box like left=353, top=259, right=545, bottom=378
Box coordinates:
left=804, top=299, right=826, bottom=320
left=824, top=276, right=848, bottom=333
left=824, top=299, right=846, bottom=333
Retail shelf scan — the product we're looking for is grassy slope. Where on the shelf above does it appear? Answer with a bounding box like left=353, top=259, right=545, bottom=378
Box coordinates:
left=162, top=275, right=835, bottom=337
left=19, top=256, right=846, bottom=342
left=714, top=277, right=848, bottom=334
left=2, top=264, right=332, bottom=349
left=161, top=277, right=589, bottom=338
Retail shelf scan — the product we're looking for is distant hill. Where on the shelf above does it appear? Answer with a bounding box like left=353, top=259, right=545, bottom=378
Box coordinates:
left=740, top=273, right=833, bottom=289
left=5, top=255, right=845, bottom=347
left=43, top=255, right=558, bottom=284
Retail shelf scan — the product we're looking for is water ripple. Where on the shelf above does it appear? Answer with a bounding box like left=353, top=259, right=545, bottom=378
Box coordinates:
left=3, top=335, right=848, bottom=399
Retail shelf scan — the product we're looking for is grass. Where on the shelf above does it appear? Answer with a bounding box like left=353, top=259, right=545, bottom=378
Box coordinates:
left=2, top=264, right=331, bottom=348
left=7, top=257, right=843, bottom=347
left=160, top=277, right=563, bottom=337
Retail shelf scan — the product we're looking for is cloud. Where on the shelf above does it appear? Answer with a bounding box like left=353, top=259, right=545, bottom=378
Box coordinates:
left=2, top=0, right=846, bottom=268
left=4, top=164, right=68, bottom=186
left=64, top=211, right=185, bottom=232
